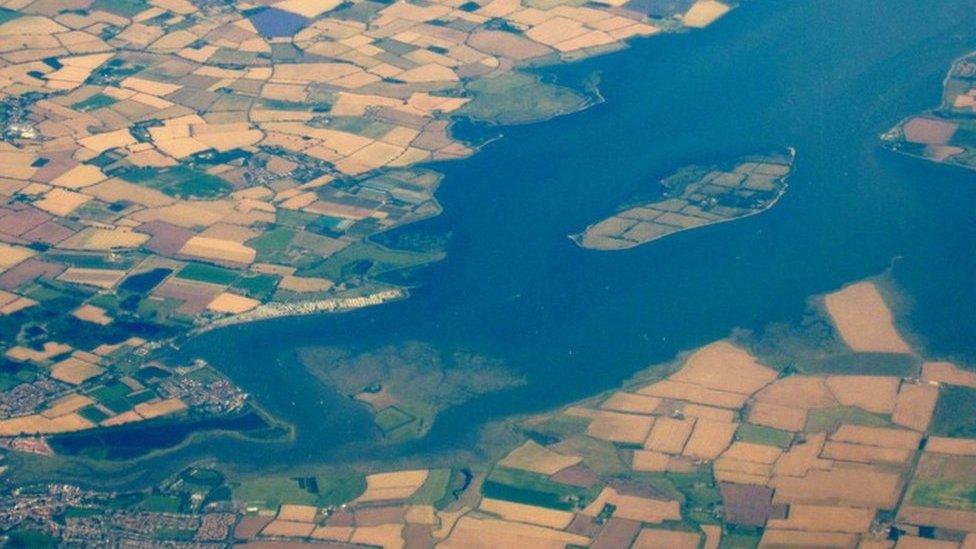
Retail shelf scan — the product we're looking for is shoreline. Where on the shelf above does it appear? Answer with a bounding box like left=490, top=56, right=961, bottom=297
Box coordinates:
left=193, top=288, right=408, bottom=334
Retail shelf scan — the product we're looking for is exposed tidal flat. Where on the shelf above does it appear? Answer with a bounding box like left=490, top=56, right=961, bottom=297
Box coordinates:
left=13, top=0, right=976, bottom=486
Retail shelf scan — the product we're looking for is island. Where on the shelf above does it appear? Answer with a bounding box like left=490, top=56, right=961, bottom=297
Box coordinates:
left=571, top=150, right=794, bottom=250
left=882, top=51, right=976, bottom=170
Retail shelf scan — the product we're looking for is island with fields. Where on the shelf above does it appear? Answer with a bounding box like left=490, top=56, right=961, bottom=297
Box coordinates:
left=571, top=150, right=793, bottom=250
left=882, top=50, right=976, bottom=170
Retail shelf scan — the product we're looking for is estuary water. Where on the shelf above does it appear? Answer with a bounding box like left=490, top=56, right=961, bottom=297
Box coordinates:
left=39, top=0, right=976, bottom=481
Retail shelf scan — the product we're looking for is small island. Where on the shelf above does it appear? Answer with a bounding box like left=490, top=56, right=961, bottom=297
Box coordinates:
left=571, top=150, right=794, bottom=250
left=882, top=51, right=976, bottom=170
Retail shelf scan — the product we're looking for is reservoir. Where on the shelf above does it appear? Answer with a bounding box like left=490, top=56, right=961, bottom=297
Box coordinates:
left=33, top=0, right=976, bottom=484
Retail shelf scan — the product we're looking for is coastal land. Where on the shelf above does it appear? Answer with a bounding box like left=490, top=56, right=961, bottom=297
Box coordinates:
left=3, top=275, right=976, bottom=548
left=571, top=150, right=793, bottom=250
left=0, top=0, right=736, bottom=441
left=882, top=50, right=976, bottom=170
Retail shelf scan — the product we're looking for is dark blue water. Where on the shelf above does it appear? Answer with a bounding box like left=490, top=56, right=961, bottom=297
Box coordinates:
left=34, top=0, right=976, bottom=481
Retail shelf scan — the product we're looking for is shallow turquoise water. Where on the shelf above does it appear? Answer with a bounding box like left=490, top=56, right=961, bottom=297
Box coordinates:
left=44, top=0, right=976, bottom=479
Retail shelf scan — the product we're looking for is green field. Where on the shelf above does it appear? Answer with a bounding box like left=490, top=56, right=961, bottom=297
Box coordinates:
left=232, top=473, right=365, bottom=510
left=91, top=0, right=149, bottom=17
left=247, top=227, right=297, bottom=263
left=930, top=386, right=976, bottom=438
left=911, top=480, right=976, bottom=510
left=409, top=468, right=453, bottom=505
left=117, top=166, right=232, bottom=199
left=736, top=424, right=793, bottom=448
left=482, top=466, right=600, bottom=511
left=140, top=494, right=184, bottom=513
left=797, top=352, right=920, bottom=377
left=231, top=273, right=280, bottom=299
left=298, top=241, right=443, bottom=281
left=458, top=72, right=589, bottom=125
left=176, top=263, right=238, bottom=285
left=805, top=406, right=892, bottom=433
left=72, top=93, right=117, bottom=112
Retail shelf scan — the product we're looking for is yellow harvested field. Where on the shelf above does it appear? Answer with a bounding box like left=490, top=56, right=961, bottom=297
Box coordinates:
left=681, top=403, right=737, bottom=423
left=632, top=528, right=700, bottom=548
left=59, top=227, right=150, bottom=250
left=585, top=410, right=655, bottom=444
left=41, top=394, right=94, bottom=419
left=134, top=397, right=187, bottom=419
left=600, top=391, right=661, bottom=414
left=50, top=356, right=105, bottom=385
left=179, top=236, right=256, bottom=265
left=644, top=417, right=696, bottom=454
left=57, top=268, right=127, bottom=289
left=101, top=410, right=143, bottom=427
left=766, top=504, right=875, bottom=533
left=747, top=402, right=807, bottom=431
left=33, top=188, right=90, bottom=216
left=404, top=505, right=436, bottom=524
left=207, top=292, right=260, bottom=314
left=759, top=529, right=857, bottom=548
left=830, top=425, right=921, bottom=450
left=120, top=76, right=181, bottom=96
left=49, top=164, right=107, bottom=189
left=351, top=524, right=404, bottom=549
left=439, top=516, right=588, bottom=549
left=921, top=361, right=976, bottom=388
left=637, top=379, right=748, bottom=409
left=754, top=376, right=838, bottom=409
left=0, top=412, right=94, bottom=435
left=898, top=505, right=976, bottom=533
left=670, top=341, right=777, bottom=395
left=682, top=1, right=731, bottom=28
left=721, top=441, right=783, bottom=464
left=0, top=296, right=36, bottom=315
left=582, top=486, right=681, bottom=523
left=279, top=275, right=333, bottom=293
left=261, top=520, right=315, bottom=537
left=773, top=433, right=830, bottom=477
left=479, top=498, right=575, bottom=529
left=72, top=304, right=112, bottom=325
left=277, top=504, right=318, bottom=522
left=0, top=243, right=35, bottom=271
left=702, top=524, right=722, bottom=549
left=823, top=281, right=912, bottom=354
left=632, top=450, right=671, bottom=472
left=78, top=129, right=137, bottom=153
left=682, top=419, right=737, bottom=460
left=821, top=441, right=913, bottom=465
left=825, top=376, right=900, bottom=413
left=5, top=341, right=71, bottom=364
left=357, top=469, right=428, bottom=503
left=925, top=437, right=976, bottom=456
left=87, top=178, right=174, bottom=207
left=772, top=466, right=902, bottom=508
left=497, top=440, right=581, bottom=475
left=311, top=526, right=354, bottom=541
left=714, top=459, right=773, bottom=485
left=891, top=383, right=938, bottom=431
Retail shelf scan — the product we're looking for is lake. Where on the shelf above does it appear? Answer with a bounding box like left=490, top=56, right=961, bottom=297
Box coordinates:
left=30, top=0, right=976, bottom=485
